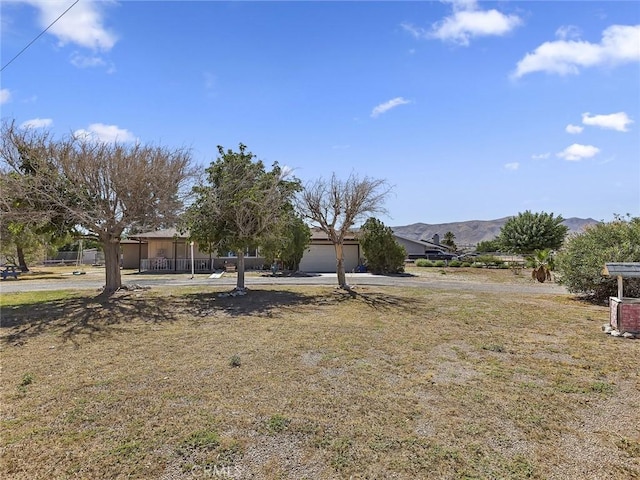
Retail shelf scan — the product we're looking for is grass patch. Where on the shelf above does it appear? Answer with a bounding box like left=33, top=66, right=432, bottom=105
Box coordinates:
left=0, top=290, right=84, bottom=307
left=1, top=280, right=638, bottom=479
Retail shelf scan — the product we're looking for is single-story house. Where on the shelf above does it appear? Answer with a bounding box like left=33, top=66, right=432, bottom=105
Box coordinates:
left=125, top=227, right=362, bottom=273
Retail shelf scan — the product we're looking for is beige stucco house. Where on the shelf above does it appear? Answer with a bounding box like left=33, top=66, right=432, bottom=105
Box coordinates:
left=126, top=227, right=363, bottom=273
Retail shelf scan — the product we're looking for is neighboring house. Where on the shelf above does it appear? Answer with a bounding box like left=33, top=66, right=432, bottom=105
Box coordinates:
left=393, top=234, right=450, bottom=260
left=127, top=227, right=362, bottom=273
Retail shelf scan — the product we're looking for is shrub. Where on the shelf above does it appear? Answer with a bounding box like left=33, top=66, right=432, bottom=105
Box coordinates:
left=229, top=354, right=241, bottom=367
left=433, top=260, right=446, bottom=267
left=475, top=255, right=501, bottom=265
left=415, top=259, right=434, bottom=267
left=448, top=260, right=462, bottom=267
left=461, top=262, right=471, bottom=267
left=359, top=218, right=406, bottom=274
left=266, top=414, right=290, bottom=434
left=556, top=216, right=640, bottom=303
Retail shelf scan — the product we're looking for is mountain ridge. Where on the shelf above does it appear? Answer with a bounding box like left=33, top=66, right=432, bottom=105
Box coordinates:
left=392, top=217, right=599, bottom=247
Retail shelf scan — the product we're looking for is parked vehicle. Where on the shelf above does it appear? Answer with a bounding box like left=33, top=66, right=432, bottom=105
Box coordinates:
left=425, top=252, right=458, bottom=261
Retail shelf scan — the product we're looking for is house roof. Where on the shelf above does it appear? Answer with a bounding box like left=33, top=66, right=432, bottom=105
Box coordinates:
left=310, top=227, right=358, bottom=241
left=129, top=228, right=186, bottom=240
left=130, top=226, right=360, bottom=243
left=393, top=234, right=448, bottom=251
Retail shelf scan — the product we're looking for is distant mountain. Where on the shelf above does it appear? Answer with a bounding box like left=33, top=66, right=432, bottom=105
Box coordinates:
left=392, top=217, right=599, bottom=248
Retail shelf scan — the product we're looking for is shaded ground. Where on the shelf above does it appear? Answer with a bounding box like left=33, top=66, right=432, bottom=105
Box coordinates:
left=1, top=280, right=638, bottom=479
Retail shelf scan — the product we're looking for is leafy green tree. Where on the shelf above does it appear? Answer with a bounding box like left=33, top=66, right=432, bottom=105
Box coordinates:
left=260, top=212, right=311, bottom=272
left=185, top=144, right=300, bottom=290
left=358, top=217, right=406, bottom=274
left=442, top=231, right=457, bottom=251
left=475, top=239, right=501, bottom=253
left=556, top=215, right=640, bottom=303
left=497, top=211, right=568, bottom=254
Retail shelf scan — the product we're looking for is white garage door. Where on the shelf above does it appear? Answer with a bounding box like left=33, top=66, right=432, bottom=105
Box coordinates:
left=299, top=244, right=359, bottom=273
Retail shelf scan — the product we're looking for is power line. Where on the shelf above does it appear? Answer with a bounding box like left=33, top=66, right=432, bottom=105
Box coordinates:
left=1, top=0, right=80, bottom=73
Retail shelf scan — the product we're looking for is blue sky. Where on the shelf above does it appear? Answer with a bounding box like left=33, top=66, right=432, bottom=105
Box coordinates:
left=1, top=0, right=639, bottom=226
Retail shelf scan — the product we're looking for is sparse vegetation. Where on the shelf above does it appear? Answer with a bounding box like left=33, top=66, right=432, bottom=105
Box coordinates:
left=1, top=276, right=638, bottom=479
left=229, top=354, right=242, bottom=368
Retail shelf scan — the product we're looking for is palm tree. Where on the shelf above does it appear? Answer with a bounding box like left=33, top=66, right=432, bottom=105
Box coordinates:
left=527, top=249, right=554, bottom=283
left=442, top=231, right=457, bottom=251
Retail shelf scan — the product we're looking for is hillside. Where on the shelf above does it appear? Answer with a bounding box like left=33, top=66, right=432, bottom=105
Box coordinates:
left=392, top=217, right=599, bottom=248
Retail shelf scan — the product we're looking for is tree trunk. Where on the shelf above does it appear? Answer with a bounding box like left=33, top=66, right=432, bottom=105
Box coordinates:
left=16, top=245, right=29, bottom=272
left=237, top=250, right=245, bottom=290
left=102, top=236, right=122, bottom=294
left=335, top=242, right=348, bottom=288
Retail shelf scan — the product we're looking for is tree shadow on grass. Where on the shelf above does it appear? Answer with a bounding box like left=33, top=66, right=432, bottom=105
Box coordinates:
left=1, top=288, right=429, bottom=345
left=1, top=292, right=179, bottom=346
left=181, top=289, right=327, bottom=318
left=331, top=288, right=426, bottom=313
left=180, top=288, right=427, bottom=318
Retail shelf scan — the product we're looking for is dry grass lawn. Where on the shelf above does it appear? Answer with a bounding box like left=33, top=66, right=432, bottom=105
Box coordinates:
left=1, top=274, right=639, bottom=479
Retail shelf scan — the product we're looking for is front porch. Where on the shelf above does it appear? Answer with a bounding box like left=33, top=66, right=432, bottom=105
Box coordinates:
left=139, top=257, right=265, bottom=273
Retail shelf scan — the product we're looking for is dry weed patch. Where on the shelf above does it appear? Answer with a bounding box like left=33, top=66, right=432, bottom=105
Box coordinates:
left=1, top=284, right=638, bottom=479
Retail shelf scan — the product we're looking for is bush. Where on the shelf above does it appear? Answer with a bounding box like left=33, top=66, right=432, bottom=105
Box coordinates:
left=461, top=262, right=471, bottom=267
left=448, top=260, right=462, bottom=267
left=475, top=255, right=501, bottom=265
left=556, top=216, right=640, bottom=303
left=415, top=259, right=434, bottom=267
left=359, top=218, right=406, bottom=274
left=433, top=260, right=446, bottom=267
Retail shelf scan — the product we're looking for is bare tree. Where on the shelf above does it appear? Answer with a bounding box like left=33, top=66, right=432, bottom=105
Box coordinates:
left=1, top=120, right=194, bottom=294
left=297, top=172, right=392, bottom=288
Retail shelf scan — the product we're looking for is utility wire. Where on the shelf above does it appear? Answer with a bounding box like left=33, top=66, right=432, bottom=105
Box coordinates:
left=1, top=0, right=80, bottom=73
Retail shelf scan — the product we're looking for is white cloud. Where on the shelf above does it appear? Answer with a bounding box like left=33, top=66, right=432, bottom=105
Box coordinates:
left=582, top=112, right=633, bottom=132
left=531, top=152, right=550, bottom=160
left=401, top=23, right=428, bottom=39
left=0, top=88, right=10, bottom=104
left=556, top=143, right=600, bottom=161
left=504, top=162, right=519, bottom=171
left=22, top=0, right=117, bottom=51
left=20, top=118, right=53, bottom=129
left=74, top=123, right=136, bottom=143
left=403, top=0, right=522, bottom=46
left=512, top=24, right=640, bottom=78
left=565, top=124, right=583, bottom=134
left=555, top=25, right=582, bottom=41
left=70, top=51, right=107, bottom=69
left=371, top=97, right=410, bottom=118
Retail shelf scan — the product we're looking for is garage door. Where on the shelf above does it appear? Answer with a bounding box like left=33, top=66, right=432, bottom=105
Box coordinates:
left=299, top=244, right=359, bottom=273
